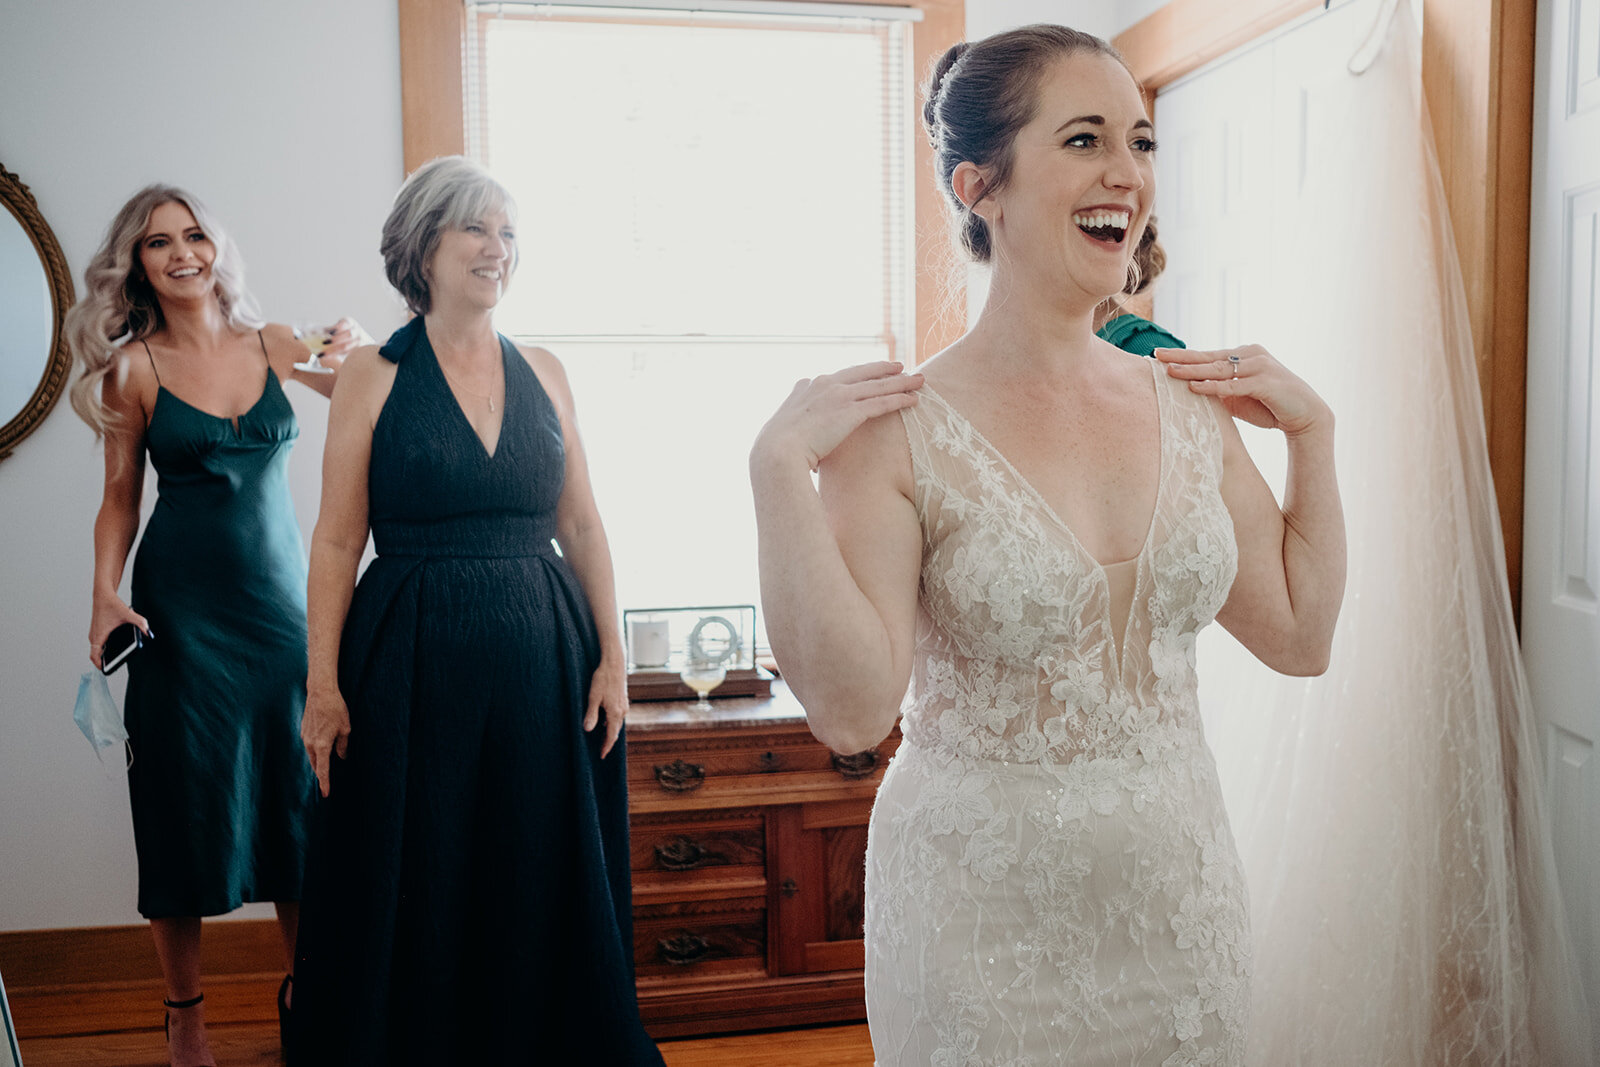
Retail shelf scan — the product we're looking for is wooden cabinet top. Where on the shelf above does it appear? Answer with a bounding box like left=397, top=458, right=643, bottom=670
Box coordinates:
left=626, top=682, right=812, bottom=734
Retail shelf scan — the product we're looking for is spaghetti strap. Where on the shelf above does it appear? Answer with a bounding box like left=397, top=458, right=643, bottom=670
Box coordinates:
left=256, top=330, right=271, bottom=365
left=141, top=339, right=162, bottom=386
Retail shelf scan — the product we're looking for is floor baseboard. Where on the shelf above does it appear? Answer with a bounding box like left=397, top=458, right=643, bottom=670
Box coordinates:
left=0, top=920, right=283, bottom=991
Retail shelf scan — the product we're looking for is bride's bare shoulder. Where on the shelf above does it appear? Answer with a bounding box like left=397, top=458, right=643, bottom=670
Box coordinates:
left=818, top=400, right=917, bottom=506
left=916, top=337, right=1001, bottom=410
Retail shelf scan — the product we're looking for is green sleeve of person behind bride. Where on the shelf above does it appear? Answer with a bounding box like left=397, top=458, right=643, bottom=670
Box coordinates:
left=1094, top=215, right=1184, bottom=356
left=1096, top=312, right=1186, bottom=357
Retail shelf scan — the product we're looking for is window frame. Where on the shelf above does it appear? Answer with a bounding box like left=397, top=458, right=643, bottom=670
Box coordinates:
left=396, top=0, right=966, bottom=365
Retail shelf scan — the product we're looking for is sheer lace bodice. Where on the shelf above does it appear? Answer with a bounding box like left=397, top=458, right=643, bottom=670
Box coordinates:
left=864, top=360, right=1251, bottom=1066
left=898, top=362, right=1238, bottom=762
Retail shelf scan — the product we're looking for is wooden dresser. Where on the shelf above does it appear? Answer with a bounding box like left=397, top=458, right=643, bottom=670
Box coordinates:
left=625, top=684, right=898, bottom=1038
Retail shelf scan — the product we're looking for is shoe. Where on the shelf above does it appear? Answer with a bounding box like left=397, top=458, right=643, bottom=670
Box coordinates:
left=162, top=993, right=216, bottom=1066
left=278, top=973, right=293, bottom=1050
left=162, top=992, right=203, bottom=1040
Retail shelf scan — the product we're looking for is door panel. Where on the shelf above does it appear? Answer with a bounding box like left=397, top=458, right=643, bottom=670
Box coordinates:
left=1528, top=0, right=1600, bottom=1042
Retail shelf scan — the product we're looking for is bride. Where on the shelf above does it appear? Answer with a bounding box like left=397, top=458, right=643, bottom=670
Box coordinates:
left=750, top=24, right=1345, bottom=1064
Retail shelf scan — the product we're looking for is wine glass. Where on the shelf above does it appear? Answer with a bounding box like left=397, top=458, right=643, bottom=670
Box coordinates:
left=679, top=656, right=726, bottom=711
left=292, top=322, right=336, bottom=375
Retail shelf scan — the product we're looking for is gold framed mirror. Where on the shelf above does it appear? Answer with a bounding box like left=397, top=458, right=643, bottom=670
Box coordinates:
left=0, top=163, right=74, bottom=460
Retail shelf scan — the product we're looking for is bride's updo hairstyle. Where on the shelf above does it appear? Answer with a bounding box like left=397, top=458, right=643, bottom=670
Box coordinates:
left=925, top=25, right=1130, bottom=263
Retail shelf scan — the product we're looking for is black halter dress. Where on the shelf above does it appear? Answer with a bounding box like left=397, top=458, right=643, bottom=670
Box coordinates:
left=290, top=319, right=662, bottom=1065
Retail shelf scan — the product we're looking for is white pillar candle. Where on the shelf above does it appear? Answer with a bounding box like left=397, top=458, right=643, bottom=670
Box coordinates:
left=629, top=618, right=672, bottom=668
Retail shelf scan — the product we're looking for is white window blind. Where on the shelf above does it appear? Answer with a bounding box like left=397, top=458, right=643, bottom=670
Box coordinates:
left=465, top=1, right=914, bottom=639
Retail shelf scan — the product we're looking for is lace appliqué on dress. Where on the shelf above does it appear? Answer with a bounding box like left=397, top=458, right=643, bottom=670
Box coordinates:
left=865, top=365, right=1250, bottom=1066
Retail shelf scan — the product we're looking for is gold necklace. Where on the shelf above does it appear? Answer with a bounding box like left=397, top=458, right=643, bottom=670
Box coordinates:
left=439, top=362, right=499, bottom=413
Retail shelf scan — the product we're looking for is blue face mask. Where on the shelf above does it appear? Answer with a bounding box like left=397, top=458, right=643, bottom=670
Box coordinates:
left=74, top=671, right=130, bottom=764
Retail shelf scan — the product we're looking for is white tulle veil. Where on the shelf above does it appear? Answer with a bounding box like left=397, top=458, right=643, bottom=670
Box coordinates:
left=1185, top=3, right=1594, bottom=1062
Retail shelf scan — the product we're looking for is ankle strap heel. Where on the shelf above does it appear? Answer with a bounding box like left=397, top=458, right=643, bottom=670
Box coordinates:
left=163, top=992, right=203, bottom=1039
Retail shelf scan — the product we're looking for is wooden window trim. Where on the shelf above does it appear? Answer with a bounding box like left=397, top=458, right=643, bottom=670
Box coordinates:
left=397, top=0, right=966, bottom=363
left=1114, top=0, right=1534, bottom=610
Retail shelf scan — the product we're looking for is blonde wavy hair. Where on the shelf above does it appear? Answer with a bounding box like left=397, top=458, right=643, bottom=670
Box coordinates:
left=65, top=185, right=263, bottom=437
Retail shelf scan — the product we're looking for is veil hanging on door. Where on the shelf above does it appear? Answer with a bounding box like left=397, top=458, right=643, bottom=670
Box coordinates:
left=1190, top=5, right=1593, bottom=1063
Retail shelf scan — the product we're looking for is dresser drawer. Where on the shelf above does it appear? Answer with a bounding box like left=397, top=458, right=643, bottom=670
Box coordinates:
left=633, top=901, right=767, bottom=981
left=629, top=732, right=899, bottom=801
left=632, top=813, right=765, bottom=873
left=631, top=812, right=767, bottom=903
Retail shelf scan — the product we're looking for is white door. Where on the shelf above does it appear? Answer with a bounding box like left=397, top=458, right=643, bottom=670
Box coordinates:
left=1525, top=0, right=1600, bottom=1046
left=1154, top=0, right=1375, bottom=494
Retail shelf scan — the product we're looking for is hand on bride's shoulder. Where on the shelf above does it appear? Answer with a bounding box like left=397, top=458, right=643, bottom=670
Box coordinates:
left=1157, top=344, right=1331, bottom=436
left=751, top=360, right=923, bottom=475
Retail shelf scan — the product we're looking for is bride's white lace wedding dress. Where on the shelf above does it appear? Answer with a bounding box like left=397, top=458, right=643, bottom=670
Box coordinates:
left=865, top=362, right=1251, bottom=1066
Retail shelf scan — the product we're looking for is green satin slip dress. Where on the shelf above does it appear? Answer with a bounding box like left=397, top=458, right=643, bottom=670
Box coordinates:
left=123, top=333, right=313, bottom=918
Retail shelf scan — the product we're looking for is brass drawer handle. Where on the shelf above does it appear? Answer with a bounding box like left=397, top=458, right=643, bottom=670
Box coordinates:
left=658, top=933, right=711, bottom=966
left=757, top=750, right=783, bottom=773
left=780, top=877, right=800, bottom=898
left=831, top=749, right=879, bottom=780
left=654, top=836, right=710, bottom=871
left=654, top=759, right=706, bottom=793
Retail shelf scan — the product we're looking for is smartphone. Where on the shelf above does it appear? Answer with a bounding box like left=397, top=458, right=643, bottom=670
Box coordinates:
left=100, top=622, right=151, bottom=675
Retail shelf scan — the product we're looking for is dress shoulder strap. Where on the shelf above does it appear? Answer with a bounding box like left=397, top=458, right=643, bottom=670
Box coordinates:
left=897, top=386, right=980, bottom=524
left=898, top=386, right=954, bottom=483
left=255, top=330, right=271, bottom=366
left=140, top=338, right=162, bottom=385
left=898, top=391, right=932, bottom=467
left=1155, top=360, right=1227, bottom=477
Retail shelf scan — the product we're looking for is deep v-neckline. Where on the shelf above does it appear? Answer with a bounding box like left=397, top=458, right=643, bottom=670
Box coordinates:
left=429, top=336, right=508, bottom=461
left=918, top=360, right=1167, bottom=574
left=918, top=363, right=1168, bottom=678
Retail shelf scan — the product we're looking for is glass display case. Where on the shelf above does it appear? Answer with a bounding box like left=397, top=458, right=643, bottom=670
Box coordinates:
left=622, top=605, right=772, bottom=702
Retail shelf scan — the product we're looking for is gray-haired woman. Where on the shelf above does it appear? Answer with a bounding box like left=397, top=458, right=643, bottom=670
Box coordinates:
left=290, top=156, right=662, bottom=1065
left=65, top=184, right=358, bottom=1067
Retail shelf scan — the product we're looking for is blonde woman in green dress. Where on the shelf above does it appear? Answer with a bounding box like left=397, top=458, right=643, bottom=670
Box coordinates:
left=67, top=185, right=357, bottom=1067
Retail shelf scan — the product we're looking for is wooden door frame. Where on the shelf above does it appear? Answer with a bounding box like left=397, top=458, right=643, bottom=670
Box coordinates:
left=396, top=0, right=967, bottom=364
left=1114, top=0, right=1536, bottom=609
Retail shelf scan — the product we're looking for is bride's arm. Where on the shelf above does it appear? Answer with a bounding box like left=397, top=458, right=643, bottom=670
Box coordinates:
left=1160, top=345, right=1346, bottom=676
left=751, top=363, right=924, bottom=754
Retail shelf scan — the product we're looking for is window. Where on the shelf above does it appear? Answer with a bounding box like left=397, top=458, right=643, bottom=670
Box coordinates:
left=464, top=1, right=916, bottom=630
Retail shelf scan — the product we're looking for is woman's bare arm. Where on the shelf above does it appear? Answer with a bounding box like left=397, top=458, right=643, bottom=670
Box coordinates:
left=525, top=345, right=629, bottom=759
left=88, top=355, right=156, bottom=666
left=751, top=364, right=924, bottom=753
left=1160, top=345, right=1346, bottom=675
left=302, top=344, right=393, bottom=795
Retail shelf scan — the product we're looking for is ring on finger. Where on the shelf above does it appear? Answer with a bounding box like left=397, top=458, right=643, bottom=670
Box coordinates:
left=1228, top=354, right=1241, bottom=378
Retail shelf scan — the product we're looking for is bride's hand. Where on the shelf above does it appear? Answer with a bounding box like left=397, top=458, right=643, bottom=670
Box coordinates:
left=752, top=361, right=924, bottom=473
left=1156, top=345, right=1331, bottom=437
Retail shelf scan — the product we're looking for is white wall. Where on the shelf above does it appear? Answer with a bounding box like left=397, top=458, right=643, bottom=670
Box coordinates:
left=964, top=1, right=1170, bottom=52
left=0, top=0, right=1168, bottom=935
left=968, top=0, right=1117, bottom=38
left=1114, top=0, right=1170, bottom=30
left=0, top=0, right=405, bottom=931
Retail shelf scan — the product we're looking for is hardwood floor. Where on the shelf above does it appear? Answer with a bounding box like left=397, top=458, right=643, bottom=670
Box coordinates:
left=12, top=976, right=876, bottom=1066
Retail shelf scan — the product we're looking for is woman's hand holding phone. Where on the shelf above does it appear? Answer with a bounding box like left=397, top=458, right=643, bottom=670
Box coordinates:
left=89, top=592, right=149, bottom=672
